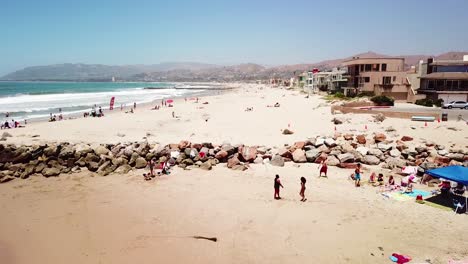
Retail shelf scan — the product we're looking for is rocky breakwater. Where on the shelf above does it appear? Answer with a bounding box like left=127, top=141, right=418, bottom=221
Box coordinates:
left=1, top=135, right=467, bottom=184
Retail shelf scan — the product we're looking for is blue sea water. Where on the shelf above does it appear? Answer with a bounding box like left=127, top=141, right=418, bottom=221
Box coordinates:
left=0, top=82, right=205, bottom=121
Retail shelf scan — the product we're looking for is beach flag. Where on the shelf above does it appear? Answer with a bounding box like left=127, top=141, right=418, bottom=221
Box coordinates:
left=425, top=122, right=427, bottom=127
left=109, top=97, right=115, bottom=110
left=365, top=125, right=368, bottom=130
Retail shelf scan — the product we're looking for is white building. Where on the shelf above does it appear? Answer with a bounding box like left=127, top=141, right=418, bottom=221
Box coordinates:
left=305, top=68, right=347, bottom=94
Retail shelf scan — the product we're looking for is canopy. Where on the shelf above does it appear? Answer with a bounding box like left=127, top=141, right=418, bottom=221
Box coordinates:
left=426, top=166, right=468, bottom=186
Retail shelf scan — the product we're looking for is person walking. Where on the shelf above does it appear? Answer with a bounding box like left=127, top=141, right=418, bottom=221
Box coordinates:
left=274, top=174, right=284, bottom=200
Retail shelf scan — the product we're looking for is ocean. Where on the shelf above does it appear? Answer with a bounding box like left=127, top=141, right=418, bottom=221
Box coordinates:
left=0, top=82, right=207, bottom=121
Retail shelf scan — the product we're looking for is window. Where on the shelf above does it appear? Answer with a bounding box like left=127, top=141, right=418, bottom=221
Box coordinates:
left=428, top=80, right=434, bottom=89
left=436, top=80, right=444, bottom=89
left=392, top=76, right=396, bottom=82
left=364, top=77, right=370, bottom=83
left=382, top=64, right=387, bottom=71
left=365, top=64, right=371, bottom=71
left=461, top=80, right=468, bottom=89
left=383, top=76, right=391, bottom=85
left=372, top=64, right=380, bottom=71
left=360, top=64, right=364, bottom=72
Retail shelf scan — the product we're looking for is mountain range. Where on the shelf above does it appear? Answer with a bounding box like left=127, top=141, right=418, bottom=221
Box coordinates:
left=2, top=51, right=467, bottom=82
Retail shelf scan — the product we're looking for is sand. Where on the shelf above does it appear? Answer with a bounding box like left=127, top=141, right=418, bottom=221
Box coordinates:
left=1, top=84, right=468, bottom=264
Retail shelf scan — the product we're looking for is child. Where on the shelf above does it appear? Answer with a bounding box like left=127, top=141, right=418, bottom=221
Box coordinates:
left=274, top=174, right=284, bottom=200
left=143, top=173, right=151, bottom=181
left=319, top=158, right=328, bottom=177
left=355, top=163, right=361, bottom=187
left=300, top=177, right=307, bottom=202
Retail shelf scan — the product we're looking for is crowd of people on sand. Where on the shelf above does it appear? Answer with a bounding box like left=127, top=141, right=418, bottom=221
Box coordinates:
left=82, top=105, right=106, bottom=118
left=142, top=156, right=173, bottom=181
left=2, top=112, right=25, bottom=129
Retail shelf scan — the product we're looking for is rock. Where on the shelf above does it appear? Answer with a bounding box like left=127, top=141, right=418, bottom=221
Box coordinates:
left=420, top=162, right=438, bottom=171
left=338, top=153, right=355, bottom=163
left=116, top=133, right=126, bottom=137
left=401, top=136, right=413, bottom=142
left=42, top=167, right=61, bottom=177
left=293, top=141, right=305, bottom=150
left=270, top=155, right=285, bottom=167
left=1, top=132, right=12, bottom=138
left=282, top=128, right=294, bottom=135
left=356, top=135, right=366, bottom=144
left=434, top=156, right=451, bottom=165
left=332, top=117, right=343, bottom=125
left=356, top=146, right=369, bottom=156
left=215, top=150, right=228, bottom=161
left=94, top=145, right=109, bottom=156
left=0, top=175, right=15, bottom=184
left=374, top=133, right=386, bottom=143
left=382, top=157, right=406, bottom=169
left=415, top=146, right=427, bottom=153
left=86, top=161, right=100, bottom=172
left=115, top=164, right=132, bottom=174
left=389, top=149, right=401, bottom=157
left=315, top=153, right=328, bottom=163
left=221, top=144, right=236, bottom=155
left=257, top=147, right=268, bottom=154
left=35, top=162, right=46, bottom=173
left=368, top=148, right=383, bottom=156
left=227, top=155, right=241, bottom=168
left=373, top=113, right=386, bottom=122
left=254, top=157, right=263, bottom=164
left=343, top=134, right=354, bottom=141
left=181, top=159, right=194, bottom=166
left=199, top=161, right=212, bottom=170
left=363, top=155, right=380, bottom=165
left=385, top=126, right=396, bottom=132
left=324, top=138, right=336, bottom=147
left=326, top=155, right=340, bottom=166
left=97, top=161, right=117, bottom=176
left=178, top=140, right=191, bottom=149
left=58, top=145, right=75, bottom=159
left=305, top=149, right=321, bottom=162
left=314, top=137, right=325, bottom=147
left=20, top=164, right=36, bottom=179
left=239, top=146, right=257, bottom=162
left=135, top=157, right=147, bottom=169
left=377, top=143, right=392, bottom=151
left=232, top=164, right=248, bottom=171
left=338, top=163, right=358, bottom=169
left=292, top=149, right=307, bottom=163
left=435, top=145, right=445, bottom=151
left=129, top=152, right=140, bottom=166
left=448, top=153, right=464, bottom=162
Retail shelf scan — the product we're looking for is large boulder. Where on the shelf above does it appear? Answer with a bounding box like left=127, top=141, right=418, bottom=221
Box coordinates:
left=377, top=143, right=392, bottom=151
left=448, top=153, right=464, bottom=162
left=94, top=145, right=109, bottom=156
left=115, top=164, right=132, bottom=174
left=199, top=161, right=212, bottom=170
left=401, top=136, right=413, bottom=142
left=292, top=149, right=307, bottom=163
left=356, top=135, right=366, bottom=144
left=326, top=155, right=340, bottom=166
left=389, top=149, right=401, bottom=158
left=227, top=155, right=241, bottom=168
left=382, top=157, right=406, bottom=169
left=305, top=149, right=321, bottom=162
left=362, top=155, right=380, bottom=165
left=324, top=138, right=336, bottom=147
left=368, top=148, right=383, bottom=156
left=356, top=146, right=369, bottom=156
left=86, top=162, right=100, bottom=172
left=97, top=161, right=117, bottom=176
left=215, top=150, right=228, bottom=161
left=338, top=153, right=354, bottom=163
left=178, top=140, right=191, bottom=150
left=314, top=137, right=325, bottom=147
left=58, top=145, right=75, bottom=159
left=374, top=133, right=387, bottom=143
left=239, top=146, right=257, bottom=162
left=135, top=157, right=147, bottom=169
left=270, top=155, right=285, bottom=167
left=42, top=167, right=61, bottom=177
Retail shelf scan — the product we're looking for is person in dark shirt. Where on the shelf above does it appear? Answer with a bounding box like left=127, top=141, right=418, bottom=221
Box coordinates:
left=300, top=177, right=307, bottom=202
left=274, top=174, right=284, bottom=200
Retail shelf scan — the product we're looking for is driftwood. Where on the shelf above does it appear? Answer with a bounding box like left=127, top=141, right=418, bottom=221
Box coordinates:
left=192, top=236, right=217, bottom=242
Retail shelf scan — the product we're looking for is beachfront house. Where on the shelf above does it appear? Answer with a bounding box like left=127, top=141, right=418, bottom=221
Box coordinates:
left=418, top=55, right=468, bottom=102
left=304, top=68, right=347, bottom=94
left=342, top=57, right=413, bottom=101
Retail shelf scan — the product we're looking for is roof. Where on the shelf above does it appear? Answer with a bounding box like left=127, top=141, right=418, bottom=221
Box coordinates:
left=342, top=57, right=405, bottom=65
left=426, top=166, right=468, bottom=185
left=421, top=72, right=468, bottom=80
left=431, top=60, right=468, bottom=66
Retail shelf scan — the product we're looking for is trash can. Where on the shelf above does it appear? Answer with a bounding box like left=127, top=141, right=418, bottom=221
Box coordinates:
left=441, top=113, right=448, bottom=121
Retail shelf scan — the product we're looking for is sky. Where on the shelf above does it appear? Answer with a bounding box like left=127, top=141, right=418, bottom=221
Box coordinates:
left=1, top=0, right=468, bottom=76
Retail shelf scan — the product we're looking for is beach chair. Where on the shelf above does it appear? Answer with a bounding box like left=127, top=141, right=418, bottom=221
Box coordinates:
left=453, top=198, right=466, bottom=214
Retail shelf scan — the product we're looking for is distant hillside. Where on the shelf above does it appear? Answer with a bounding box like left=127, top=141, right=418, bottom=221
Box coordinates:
left=0, top=62, right=218, bottom=81
left=2, top=51, right=466, bottom=81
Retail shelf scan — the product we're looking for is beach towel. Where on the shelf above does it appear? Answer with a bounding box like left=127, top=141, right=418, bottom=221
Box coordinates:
left=402, top=189, right=431, bottom=198
left=386, top=192, right=413, bottom=201
left=402, top=166, right=418, bottom=175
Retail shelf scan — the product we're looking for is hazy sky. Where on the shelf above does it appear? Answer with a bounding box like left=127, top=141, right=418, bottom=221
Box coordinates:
left=1, top=0, right=468, bottom=75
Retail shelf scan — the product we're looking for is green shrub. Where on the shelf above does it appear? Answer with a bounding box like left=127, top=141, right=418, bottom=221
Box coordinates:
left=370, top=95, right=395, bottom=106
left=357, top=91, right=375, bottom=97
left=333, top=92, right=346, bottom=99
left=415, top=98, right=435, bottom=107
left=435, top=99, right=444, bottom=107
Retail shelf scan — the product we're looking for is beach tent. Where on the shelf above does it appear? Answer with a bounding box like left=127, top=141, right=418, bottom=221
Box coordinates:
left=427, top=165, right=468, bottom=213
left=426, top=166, right=468, bottom=185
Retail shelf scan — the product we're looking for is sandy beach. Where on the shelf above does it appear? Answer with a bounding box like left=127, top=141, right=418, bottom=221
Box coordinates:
left=1, top=84, right=468, bottom=264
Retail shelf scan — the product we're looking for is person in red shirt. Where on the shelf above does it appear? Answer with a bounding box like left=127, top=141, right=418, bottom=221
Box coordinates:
left=319, top=158, right=328, bottom=177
